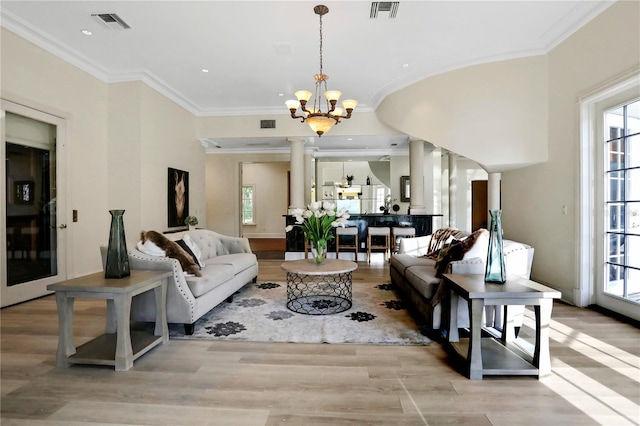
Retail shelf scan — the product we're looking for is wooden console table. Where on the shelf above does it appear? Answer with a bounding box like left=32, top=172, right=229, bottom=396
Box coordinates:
left=47, top=270, right=171, bottom=371
left=443, top=273, right=561, bottom=380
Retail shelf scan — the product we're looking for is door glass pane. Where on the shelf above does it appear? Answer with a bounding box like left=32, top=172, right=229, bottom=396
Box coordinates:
left=626, top=100, right=640, bottom=135
left=628, top=202, right=640, bottom=235
left=605, top=106, right=625, bottom=138
left=6, top=142, right=57, bottom=285
left=606, top=170, right=624, bottom=202
left=606, top=139, right=625, bottom=170
left=606, top=202, right=624, bottom=231
left=627, top=235, right=640, bottom=269
left=629, top=135, right=640, bottom=168
left=627, top=268, right=640, bottom=302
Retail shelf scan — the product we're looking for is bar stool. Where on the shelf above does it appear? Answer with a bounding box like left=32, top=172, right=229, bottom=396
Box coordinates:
left=392, top=227, right=416, bottom=254
left=367, top=227, right=391, bottom=263
left=336, top=227, right=359, bottom=261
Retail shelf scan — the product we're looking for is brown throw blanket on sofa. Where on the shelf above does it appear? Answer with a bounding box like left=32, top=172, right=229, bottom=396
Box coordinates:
left=434, top=228, right=486, bottom=277
left=424, top=227, right=467, bottom=259
left=140, top=230, right=202, bottom=277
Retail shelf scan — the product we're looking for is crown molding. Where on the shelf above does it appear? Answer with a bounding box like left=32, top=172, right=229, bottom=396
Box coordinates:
left=539, top=0, right=616, bottom=51
left=1, top=10, right=111, bottom=82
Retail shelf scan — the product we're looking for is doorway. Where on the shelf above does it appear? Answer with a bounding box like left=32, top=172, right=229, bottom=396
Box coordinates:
left=2, top=101, right=67, bottom=307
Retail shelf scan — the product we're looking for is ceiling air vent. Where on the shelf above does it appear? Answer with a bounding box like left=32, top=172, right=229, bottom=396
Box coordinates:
left=260, top=120, right=276, bottom=129
left=370, top=2, right=399, bottom=19
left=91, top=13, right=131, bottom=30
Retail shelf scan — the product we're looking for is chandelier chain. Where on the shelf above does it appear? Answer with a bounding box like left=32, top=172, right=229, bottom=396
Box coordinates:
left=318, top=12, right=323, bottom=76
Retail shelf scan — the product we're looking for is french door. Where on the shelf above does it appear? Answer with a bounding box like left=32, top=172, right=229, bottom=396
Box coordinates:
left=1, top=100, right=67, bottom=307
left=595, top=95, right=640, bottom=320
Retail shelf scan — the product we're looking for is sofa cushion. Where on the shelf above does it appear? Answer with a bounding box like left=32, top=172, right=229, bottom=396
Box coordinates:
left=205, top=253, right=258, bottom=275
left=184, top=264, right=235, bottom=297
left=404, top=266, right=441, bottom=299
left=390, top=254, right=435, bottom=275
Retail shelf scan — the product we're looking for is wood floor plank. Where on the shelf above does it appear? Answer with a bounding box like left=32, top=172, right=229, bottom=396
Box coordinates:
left=1, top=258, right=638, bottom=425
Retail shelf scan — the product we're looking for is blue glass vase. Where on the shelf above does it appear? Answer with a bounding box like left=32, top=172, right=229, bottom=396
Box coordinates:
left=485, top=210, right=506, bottom=283
left=105, top=209, right=130, bottom=278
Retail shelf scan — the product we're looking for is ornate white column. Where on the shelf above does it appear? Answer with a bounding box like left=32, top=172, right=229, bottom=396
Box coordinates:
left=288, top=138, right=305, bottom=209
left=409, top=139, right=427, bottom=214
left=448, top=153, right=458, bottom=228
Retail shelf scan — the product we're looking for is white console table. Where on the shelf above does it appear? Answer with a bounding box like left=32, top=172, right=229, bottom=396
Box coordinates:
left=443, top=273, right=561, bottom=380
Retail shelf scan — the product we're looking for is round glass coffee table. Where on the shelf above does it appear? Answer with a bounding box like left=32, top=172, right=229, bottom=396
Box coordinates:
left=280, top=259, right=358, bottom=315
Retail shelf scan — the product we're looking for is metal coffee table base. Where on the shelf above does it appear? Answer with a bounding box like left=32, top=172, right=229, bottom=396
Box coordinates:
left=286, top=272, right=353, bottom=315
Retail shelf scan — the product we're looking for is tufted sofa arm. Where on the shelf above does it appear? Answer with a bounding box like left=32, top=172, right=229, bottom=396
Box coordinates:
left=100, top=246, right=197, bottom=322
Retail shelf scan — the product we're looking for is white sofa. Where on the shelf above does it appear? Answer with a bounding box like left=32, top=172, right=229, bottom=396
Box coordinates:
left=390, top=229, right=534, bottom=337
left=101, top=229, right=258, bottom=334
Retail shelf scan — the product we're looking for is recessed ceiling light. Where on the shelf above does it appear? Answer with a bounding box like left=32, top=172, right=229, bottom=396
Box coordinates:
left=347, top=138, right=353, bottom=141
left=278, top=93, right=284, bottom=97
left=201, top=68, right=209, bottom=73
left=81, top=29, right=92, bottom=36
left=402, top=63, right=409, bottom=68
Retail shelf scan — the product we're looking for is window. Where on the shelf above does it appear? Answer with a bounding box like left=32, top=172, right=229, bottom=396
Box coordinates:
left=242, top=185, right=255, bottom=225
left=603, top=100, right=640, bottom=302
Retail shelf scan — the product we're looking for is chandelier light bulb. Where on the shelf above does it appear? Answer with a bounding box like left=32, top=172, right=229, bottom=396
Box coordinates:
left=324, top=90, right=342, bottom=102
left=295, top=90, right=313, bottom=102
left=285, top=100, right=301, bottom=111
left=341, top=99, right=358, bottom=111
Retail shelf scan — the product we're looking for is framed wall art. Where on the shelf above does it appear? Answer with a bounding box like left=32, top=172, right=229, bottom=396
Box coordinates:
left=168, top=168, right=189, bottom=228
left=400, top=176, right=410, bottom=202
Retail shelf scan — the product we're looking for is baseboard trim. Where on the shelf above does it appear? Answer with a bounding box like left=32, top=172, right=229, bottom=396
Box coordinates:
left=588, top=304, right=640, bottom=328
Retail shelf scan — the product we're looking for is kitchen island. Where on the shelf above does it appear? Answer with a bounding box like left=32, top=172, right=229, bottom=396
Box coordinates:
left=284, top=213, right=442, bottom=260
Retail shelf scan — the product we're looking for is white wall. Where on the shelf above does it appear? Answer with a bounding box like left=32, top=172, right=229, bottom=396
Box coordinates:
left=139, top=84, right=202, bottom=234
left=376, top=55, right=549, bottom=172
left=503, top=1, right=640, bottom=301
left=1, top=28, right=203, bottom=278
left=242, top=162, right=290, bottom=238
left=206, top=153, right=291, bottom=237
left=2, top=28, right=109, bottom=277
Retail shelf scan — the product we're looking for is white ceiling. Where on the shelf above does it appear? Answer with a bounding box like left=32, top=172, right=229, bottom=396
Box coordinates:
left=1, top=0, right=612, bottom=154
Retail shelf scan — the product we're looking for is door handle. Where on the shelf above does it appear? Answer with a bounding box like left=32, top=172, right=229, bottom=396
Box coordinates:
left=59, top=224, right=67, bottom=229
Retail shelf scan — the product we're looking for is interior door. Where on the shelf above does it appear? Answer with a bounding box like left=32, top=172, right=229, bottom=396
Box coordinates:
left=1, top=100, right=67, bottom=307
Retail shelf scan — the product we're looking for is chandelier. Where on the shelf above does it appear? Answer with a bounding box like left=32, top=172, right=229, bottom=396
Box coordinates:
left=286, top=5, right=357, bottom=137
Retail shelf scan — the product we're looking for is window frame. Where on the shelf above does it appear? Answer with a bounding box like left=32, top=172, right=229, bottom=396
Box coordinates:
left=241, top=184, right=256, bottom=226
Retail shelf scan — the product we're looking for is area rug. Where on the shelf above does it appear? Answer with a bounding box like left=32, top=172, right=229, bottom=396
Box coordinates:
left=169, top=281, right=431, bottom=345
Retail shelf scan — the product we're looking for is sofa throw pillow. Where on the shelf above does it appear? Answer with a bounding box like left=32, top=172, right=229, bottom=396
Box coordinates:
left=182, top=234, right=205, bottom=268
left=434, top=229, right=486, bottom=278
left=175, top=239, right=202, bottom=270
left=140, top=231, right=202, bottom=277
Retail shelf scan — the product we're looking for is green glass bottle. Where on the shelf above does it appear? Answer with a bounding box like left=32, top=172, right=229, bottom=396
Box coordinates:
left=484, top=210, right=506, bottom=283
left=105, top=209, right=130, bottom=278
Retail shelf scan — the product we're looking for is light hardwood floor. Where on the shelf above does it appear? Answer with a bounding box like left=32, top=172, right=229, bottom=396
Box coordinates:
left=1, top=259, right=639, bottom=425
